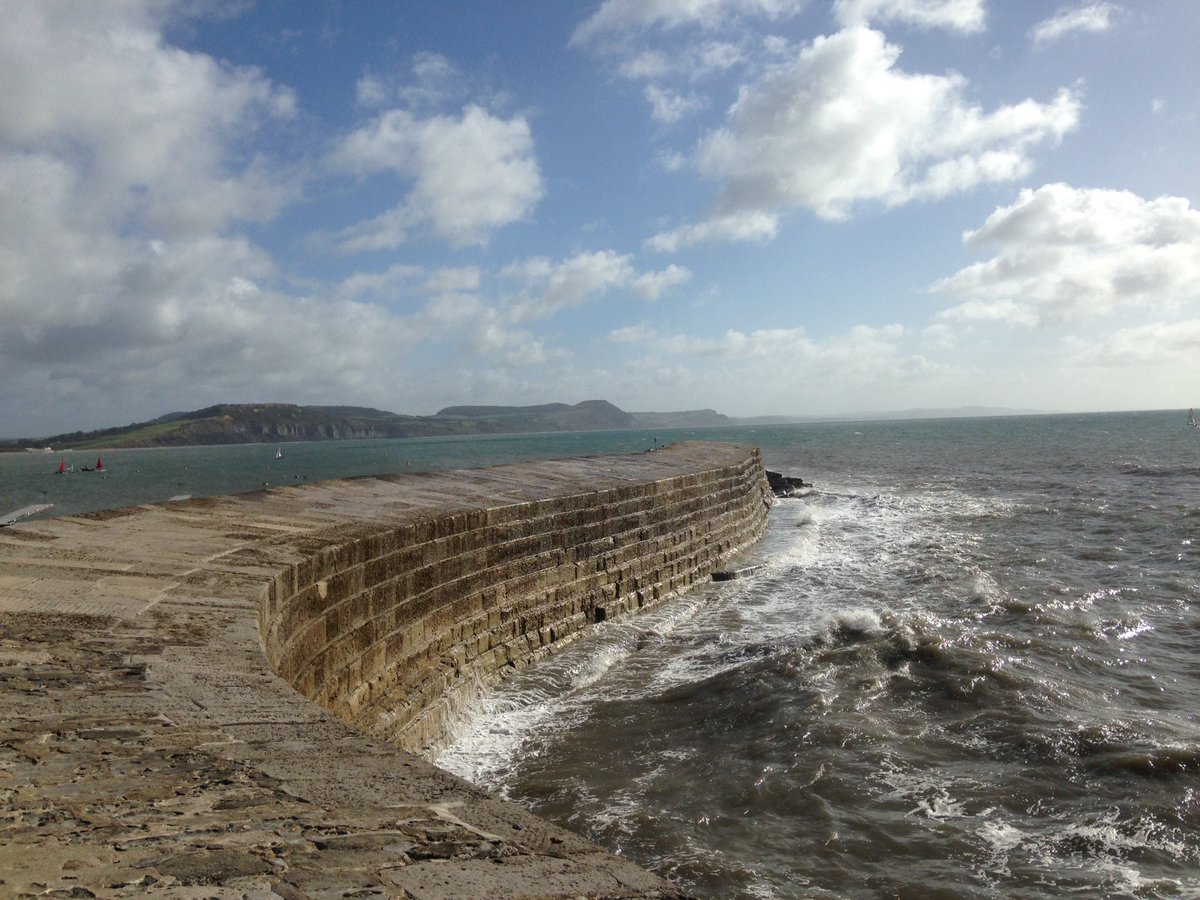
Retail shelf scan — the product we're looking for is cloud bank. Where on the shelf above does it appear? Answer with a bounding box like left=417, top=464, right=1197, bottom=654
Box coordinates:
left=934, top=184, right=1200, bottom=327
left=650, top=27, right=1080, bottom=249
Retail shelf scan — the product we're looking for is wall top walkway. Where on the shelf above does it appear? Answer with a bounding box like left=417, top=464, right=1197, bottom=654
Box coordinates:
left=0, top=441, right=764, bottom=898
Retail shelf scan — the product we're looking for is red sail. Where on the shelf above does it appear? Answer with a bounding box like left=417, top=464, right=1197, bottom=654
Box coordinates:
left=96, top=458, right=103, bottom=470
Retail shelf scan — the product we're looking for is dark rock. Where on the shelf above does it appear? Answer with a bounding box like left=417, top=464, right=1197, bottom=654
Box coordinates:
left=712, top=565, right=761, bottom=581
left=766, top=470, right=810, bottom=498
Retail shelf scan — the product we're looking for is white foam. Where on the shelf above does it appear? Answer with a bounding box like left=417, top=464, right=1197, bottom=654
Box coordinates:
left=440, top=477, right=1013, bottom=805
left=830, top=608, right=883, bottom=638
left=436, top=594, right=722, bottom=789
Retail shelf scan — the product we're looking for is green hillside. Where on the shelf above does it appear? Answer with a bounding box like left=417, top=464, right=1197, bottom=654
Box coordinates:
left=5, top=400, right=662, bottom=450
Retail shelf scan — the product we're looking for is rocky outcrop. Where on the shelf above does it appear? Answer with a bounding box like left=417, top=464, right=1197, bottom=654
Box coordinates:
left=766, top=469, right=811, bottom=497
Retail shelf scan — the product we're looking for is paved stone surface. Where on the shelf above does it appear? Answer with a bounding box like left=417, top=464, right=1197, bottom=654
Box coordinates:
left=0, top=442, right=768, bottom=898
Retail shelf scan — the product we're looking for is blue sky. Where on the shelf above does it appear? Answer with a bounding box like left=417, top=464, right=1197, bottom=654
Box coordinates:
left=2, top=0, right=1197, bottom=436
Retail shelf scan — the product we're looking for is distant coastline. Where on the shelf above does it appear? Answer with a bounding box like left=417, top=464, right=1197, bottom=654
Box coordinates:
left=0, top=399, right=1049, bottom=452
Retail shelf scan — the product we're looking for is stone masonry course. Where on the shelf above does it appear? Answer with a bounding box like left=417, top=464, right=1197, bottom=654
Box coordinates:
left=0, top=441, right=771, bottom=898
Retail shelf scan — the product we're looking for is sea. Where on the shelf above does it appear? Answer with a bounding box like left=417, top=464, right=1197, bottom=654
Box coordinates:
left=3, top=411, right=1198, bottom=898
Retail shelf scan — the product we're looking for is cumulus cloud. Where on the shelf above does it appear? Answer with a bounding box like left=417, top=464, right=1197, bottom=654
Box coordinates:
left=573, top=2, right=797, bottom=123
left=1, top=239, right=414, bottom=432
left=618, top=39, right=749, bottom=82
left=502, top=250, right=637, bottom=320
left=645, top=84, right=707, bottom=123
left=408, top=290, right=568, bottom=367
left=649, top=27, right=1079, bottom=248
left=647, top=210, right=779, bottom=251
left=1030, top=3, right=1121, bottom=48
left=331, top=104, right=543, bottom=250
left=1066, top=320, right=1200, bottom=367
left=0, top=2, right=297, bottom=238
left=933, top=184, right=1200, bottom=327
left=571, top=0, right=805, bottom=45
left=354, top=52, right=502, bottom=112
left=502, top=251, right=690, bottom=320
left=633, top=263, right=694, bottom=298
left=315, top=250, right=694, bottom=380
left=0, top=1, right=334, bottom=432
left=0, top=3, right=554, bottom=434
left=832, top=0, right=986, bottom=32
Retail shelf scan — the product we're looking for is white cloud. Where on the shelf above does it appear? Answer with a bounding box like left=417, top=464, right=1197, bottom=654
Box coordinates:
left=335, top=264, right=425, bottom=301
left=633, top=263, right=693, bottom=298
left=0, top=226, right=417, bottom=430
left=647, top=210, right=779, bottom=251
left=933, top=184, right=1200, bottom=327
left=502, top=250, right=638, bottom=320
left=602, top=321, right=948, bottom=414
left=658, top=149, right=690, bottom=171
left=650, top=27, right=1078, bottom=246
left=618, top=50, right=673, bottom=80
left=606, top=323, right=660, bottom=343
left=334, top=264, right=484, bottom=302
left=576, top=4, right=769, bottom=124
left=833, top=0, right=986, bottom=33
left=1030, top=3, right=1121, bottom=48
left=413, top=292, right=566, bottom=366
left=356, top=52, right=473, bottom=110
left=1066, top=320, right=1200, bottom=367
left=935, top=298, right=1040, bottom=329
left=0, top=1, right=296, bottom=238
left=0, top=0, right=325, bottom=433
left=619, top=38, right=749, bottom=83
left=571, top=0, right=806, bottom=46
left=0, top=4, right=554, bottom=434
left=424, top=266, right=485, bottom=294
left=332, top=104, right=543, bottom=250
left=645, top=84, right=707, bottom=122
left=500, top=250, right=689, bottom=318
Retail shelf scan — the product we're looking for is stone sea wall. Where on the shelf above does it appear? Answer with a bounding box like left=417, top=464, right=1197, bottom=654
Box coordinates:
left=0, top=441, right=770, bottom=897
left=263, top=446, right=770, bottom=754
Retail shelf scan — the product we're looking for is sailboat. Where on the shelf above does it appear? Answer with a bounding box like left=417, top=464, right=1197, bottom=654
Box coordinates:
left=55, top=459, right=66, bottom=475
left=81, top=457, right=104, bottom=472
left=275, top=447, right=284, bottom=460
left=1190, top=409, right=1198, bottom=428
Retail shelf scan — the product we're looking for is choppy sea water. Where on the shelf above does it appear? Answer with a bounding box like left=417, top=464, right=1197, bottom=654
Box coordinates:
left=0, top=429, right=666, bottom=520
left=433, top=412, right=1200, bottom=898
left=3, top=412, right=1198, bottom=897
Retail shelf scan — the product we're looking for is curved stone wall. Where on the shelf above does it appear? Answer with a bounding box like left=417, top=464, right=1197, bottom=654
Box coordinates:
left=0, top=440, right=770, bottom=897
left=262, top=442, right=770, bottom=753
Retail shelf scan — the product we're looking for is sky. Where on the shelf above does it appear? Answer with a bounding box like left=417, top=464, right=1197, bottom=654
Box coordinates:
left=1, top=0, right=1198, bottom=437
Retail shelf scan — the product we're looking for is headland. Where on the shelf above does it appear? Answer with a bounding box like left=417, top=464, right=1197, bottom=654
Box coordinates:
left=0, top=441, right=771, bottom=897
